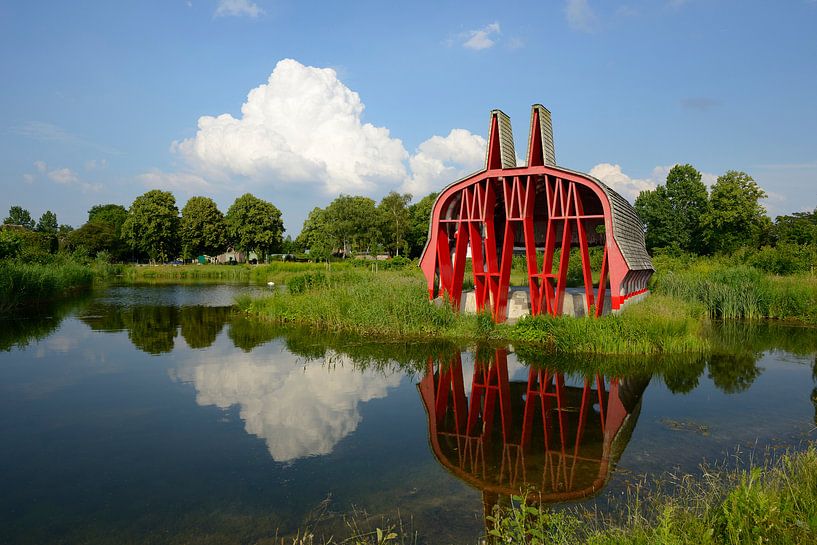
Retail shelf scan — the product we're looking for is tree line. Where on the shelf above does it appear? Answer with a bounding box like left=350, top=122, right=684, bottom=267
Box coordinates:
left=634, top=165, right=816, bottom=254
left=1, top=191, right=284, bottom=263
left=1, top=189, right=440, bottom=263
left=2, top=165, right=815, bottom=264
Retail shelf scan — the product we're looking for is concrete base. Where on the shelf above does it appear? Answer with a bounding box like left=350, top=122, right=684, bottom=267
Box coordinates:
left=457, top=287, right=649, bottom=323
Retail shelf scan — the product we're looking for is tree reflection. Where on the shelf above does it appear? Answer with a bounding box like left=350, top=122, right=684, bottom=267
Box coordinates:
left=227, top=314, right=279, bottom=352
left=123, top=306, right=179, bottom=355
left=706, top=353, right=762, bottom=394
left=419, top=348, right=649, bottom=524
left=179, top=306, right=230, bottom=349
left=0, top=296, right=89, bottom=351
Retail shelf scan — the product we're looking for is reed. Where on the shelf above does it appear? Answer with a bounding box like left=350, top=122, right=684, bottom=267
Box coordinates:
left=654, top=260, right=817, bottom=323
left=238, top=273, right=707, bottom=354
left=0, top=262, right=95, bottom=313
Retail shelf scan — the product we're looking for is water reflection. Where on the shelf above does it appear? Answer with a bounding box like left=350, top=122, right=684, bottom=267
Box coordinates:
left=2, top=286, right=817, bottom=544
left=174, top=352, right=402, bottom=462
left=420, top=348, right=648, bottom=519
left=81, top=303, right=231, bottom=354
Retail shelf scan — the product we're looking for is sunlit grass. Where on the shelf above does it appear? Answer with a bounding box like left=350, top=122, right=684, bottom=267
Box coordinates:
left=238, top=272, right=707, bottom=354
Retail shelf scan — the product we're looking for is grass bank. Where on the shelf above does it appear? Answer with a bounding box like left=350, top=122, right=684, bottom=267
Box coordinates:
left=120, top=261, right=359, bottom=285
left=237, top=270, right=708, bottom=355
left=0, top=262, right=97, bottom=313
left=486, top=446, right=817, bottom=544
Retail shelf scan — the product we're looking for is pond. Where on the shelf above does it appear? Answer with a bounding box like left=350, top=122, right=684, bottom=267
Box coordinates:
left=1, top=285, right=815, bottom=544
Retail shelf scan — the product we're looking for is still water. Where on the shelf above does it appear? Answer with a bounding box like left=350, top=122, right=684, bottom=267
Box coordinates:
left=1, top=285, right=815, bottom=544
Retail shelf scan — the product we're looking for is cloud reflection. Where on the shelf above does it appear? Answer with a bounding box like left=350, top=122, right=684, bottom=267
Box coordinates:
left=176, top=351, right=402, bottom=462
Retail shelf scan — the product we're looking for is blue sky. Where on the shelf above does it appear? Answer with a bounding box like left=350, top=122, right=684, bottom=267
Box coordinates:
left=1, top=0, right=815, bottom=235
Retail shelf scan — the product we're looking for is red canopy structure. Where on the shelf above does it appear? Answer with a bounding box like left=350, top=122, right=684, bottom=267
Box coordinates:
left=419, top=105, right=654, bottom=322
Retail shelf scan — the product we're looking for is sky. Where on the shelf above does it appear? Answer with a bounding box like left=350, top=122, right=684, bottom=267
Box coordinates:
left=1, top=0, right=816, bottom=235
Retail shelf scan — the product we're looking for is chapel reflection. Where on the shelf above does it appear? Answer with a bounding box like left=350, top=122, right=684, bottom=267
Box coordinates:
left=419, top=348, right=649, bottom=517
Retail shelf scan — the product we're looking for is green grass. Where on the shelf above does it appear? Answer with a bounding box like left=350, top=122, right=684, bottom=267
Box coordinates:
left=652, top=255, right=817, bottom=323
left=485, top=446, right=817, bottom=544
left=0, top=262, right=96, bottom=313
left=120, top=261, right=380, bottom=285
left=238, top=271, right=708, bottom=355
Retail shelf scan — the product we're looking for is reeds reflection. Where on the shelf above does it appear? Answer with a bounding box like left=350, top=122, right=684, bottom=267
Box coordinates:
left=419, top=348, right=649, bottom=518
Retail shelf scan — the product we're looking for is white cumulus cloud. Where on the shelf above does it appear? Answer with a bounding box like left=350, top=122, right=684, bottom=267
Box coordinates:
left=214, top=0, right=263, bottom=18
left=462, top=22, right=501, bottom=50
left=565, top=0, right=597, bottom=32
left=589, top=163, right=656, bottom=202
left=174, top=59, right=410, bottom=195
left=403, top=129, right=486, bottom=196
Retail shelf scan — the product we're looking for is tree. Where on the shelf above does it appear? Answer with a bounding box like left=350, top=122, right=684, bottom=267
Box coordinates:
left=68, top=221, right=118, bottom=258
left=634, top=186, right=674, bottom=251
left=3, top=206, right=35, bottom=229
left=378, top=191, right=412, bottom=256
left=180, top=196, right=226, bottom=259
left=324, top=195, right=380, bottom=257
left=88, top=204, right=128, bottom=235
left=407, top=192, right=438, bottom=258
left=774, top=207, right=817, bottom=245
left=634, top=164, right=709, bottom=254
left=36, top=211, right=58, bottom=235
left=225, top=193, right=284, bottom=261
left=296, top=207, right=334, bottom=261
left=121, top=190, right=180, bottom=263
left=0, top=229, right=23, bottom=259
left=703, top=171, right=769, bottom=253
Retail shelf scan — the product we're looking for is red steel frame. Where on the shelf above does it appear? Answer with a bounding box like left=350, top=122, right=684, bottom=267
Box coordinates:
left=420, top=109, right=647, bottom=322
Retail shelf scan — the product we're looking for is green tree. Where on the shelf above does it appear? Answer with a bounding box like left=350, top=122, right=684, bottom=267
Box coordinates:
left=378, top=191, right=412, bottom=256
left=0, top=229, right=23, bottom=259
left=88, top=204, right=128, bottom=235
left=35, top=211, right=58, bottom=234
left=3, top=206, right=35, bottom=229
left=68, top=221, right=118, bottom=258
left=225, top=193, right=284, bottom=262
left=634, top=186, right=674, bottom=251
left=324, top=195, right=379, bottom=257
left=703, top=171, right=769, bottom=253
left=774, top=207, right=817, bottom=245
left=406, top=192, right=438, bottom=258
left=635, top=164, right=709, bottom=254
left=180, top=196, right=226, bottom=259
left=121, top=190, right=180, bottom=263
left=296, top=207, right=334, bottom=261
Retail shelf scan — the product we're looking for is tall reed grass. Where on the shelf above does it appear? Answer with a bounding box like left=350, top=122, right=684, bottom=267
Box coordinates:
left=0, top=262, right=95, bottom=313
left=654, top=259, right=817, bottom=323
left=238, top=272, right=707, bottom=354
